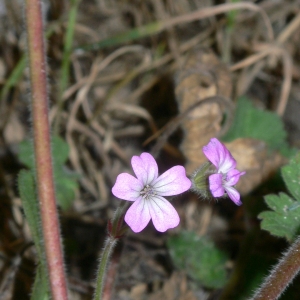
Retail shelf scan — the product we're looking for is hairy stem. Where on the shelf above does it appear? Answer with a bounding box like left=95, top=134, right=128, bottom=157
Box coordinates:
left=102, top=246, right=121, bottom=300
left=250, top=235, right=300, bottom=300
left=94, top=237, right=118, bottom=300
left=94, top=202, right=128, bottom=300
left=25, top=1, right=68, bottom=299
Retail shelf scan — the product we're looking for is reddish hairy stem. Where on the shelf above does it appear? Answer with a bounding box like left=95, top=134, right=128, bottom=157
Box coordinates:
left=250, top=236, right=300, bottom=300
left=25, top=1, right=68, bottom=299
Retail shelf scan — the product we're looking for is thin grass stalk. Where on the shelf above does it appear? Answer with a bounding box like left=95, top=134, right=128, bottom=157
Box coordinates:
left=0, top=56, right=26, bottom=101
left=24, top=0, right=68, bottom=299
left=0, top=23, right=59, bottom=103
left=54, top=0, right=81, bottom=134
left=77, top=2, right=273, bottom=51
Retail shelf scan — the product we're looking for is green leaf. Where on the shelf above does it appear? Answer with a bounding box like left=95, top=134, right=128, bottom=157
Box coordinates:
left=18, top=170, right=44, bottom=258
left=18, top=139, right=35, bottom=170
left=51, top=135, right=70, bottom=165
left=18, top=170, right=50, bottom=299
left=19, top=135, right=69, bottom=168
left=30, top=264, right=50, bottom=300
left=281, top=153, right=300, bottom=201
left=258, top=193, right=300, bottom=241
left=18, top=136, right=79, bottom=210
left=54, top=168, right=79, bottom=210
left=168, top=231, right=228, bottom=289
left=222, top=96, right=294, bottom=156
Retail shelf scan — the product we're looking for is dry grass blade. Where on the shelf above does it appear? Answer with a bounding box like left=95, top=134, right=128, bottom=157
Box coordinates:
left=0, top=256, right=21, bottom=300
left=230, top=48, right=271, bottom=72
left=231, top=45, right=293, bottom=116
left=164, top=2, right=274, bottom=42
left=231, top=11, right=300, bottom=115
left=106, top=103, right=157, bottom=133
left=2, top=1, right=300, bottom=299
left=276, top=48, right=293, bottom=116
left=148, top=95, right=234, bottom=158
left=276, top=11, right=300, bottom=45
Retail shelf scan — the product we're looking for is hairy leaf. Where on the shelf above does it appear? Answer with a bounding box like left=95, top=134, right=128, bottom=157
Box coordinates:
left=18, top=136, right=78, bottom=210
left=258, top=193, right=300, bottom=241
left=168, top=231, right=228, bottom=288
left=18, top=170, right=44, bottom=258
left=281, top=153, right=300, bottom=201
left=259, top=153, right=300, bottom=241
left=222, top=96, right=293, bottom=156
left=30, top=265, right=50, bottom=300
left=18, top=170, right=50, bottom=299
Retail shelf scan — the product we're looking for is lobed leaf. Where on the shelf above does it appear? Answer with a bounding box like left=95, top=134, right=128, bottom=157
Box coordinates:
left=258, top=193, right=300, bottom=241
left=168, top=231, right=228, bottom=289
left=281, top=153, right=300, bottom=201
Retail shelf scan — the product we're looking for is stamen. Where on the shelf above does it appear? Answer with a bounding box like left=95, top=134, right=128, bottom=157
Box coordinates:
left=140, top=184, right=156, bottom=200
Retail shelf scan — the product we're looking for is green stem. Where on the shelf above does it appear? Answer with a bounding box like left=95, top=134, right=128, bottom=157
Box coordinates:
left=250, top=235, right=300, bottom=300
left=94, top=237, right=118, bottom=300
left=94, top=201, right=128, bottom=300
left=54, top=0, right=80, bottom=134
left=24, top=1, right=68, bottom=299
left=0, top=56, right=26, bottom=101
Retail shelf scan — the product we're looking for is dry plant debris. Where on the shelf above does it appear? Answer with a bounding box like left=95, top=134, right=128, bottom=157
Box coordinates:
left=175, top=49, right=233, bottom=174
left=0, top=0, right=300, bottom=299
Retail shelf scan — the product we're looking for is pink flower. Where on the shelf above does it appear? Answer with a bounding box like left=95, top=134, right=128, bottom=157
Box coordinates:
left=203, top=138, right=245, bottom=206
left=112, top=153, right=191, bottom=233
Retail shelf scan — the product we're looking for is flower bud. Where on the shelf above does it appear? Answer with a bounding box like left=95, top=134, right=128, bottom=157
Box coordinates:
left=190, top=161, right=214, bottom=199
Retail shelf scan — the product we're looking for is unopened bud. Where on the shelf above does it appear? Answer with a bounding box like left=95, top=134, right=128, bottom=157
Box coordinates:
left=191, top=162, right=213, bottom=199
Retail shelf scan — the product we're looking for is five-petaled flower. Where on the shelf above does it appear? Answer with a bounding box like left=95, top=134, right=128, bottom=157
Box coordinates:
left=112, top=153, right=191, bottom=233
left=203, top=138, right=245, bottom=206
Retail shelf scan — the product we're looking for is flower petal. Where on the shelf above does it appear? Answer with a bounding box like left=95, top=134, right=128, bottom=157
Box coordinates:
left=153, top=166, right=191, bottom=196
left=224, top=186, right=242, bottom=206
left=226, top=169, right=246, bottom=186
left=203, top=138, right=236, bottom=173
left=208, top=173, right=225, bottom=197
left=112, top=173, right=142, bottom=201
left=148, top=196, right=180, bottom=232
left=131, top=153, right=158, bottom=185
left=124, top=198, right=151, bottom=232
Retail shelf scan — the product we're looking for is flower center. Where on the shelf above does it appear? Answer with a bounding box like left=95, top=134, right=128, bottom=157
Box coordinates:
left=140, top=184, right=156, bottom=200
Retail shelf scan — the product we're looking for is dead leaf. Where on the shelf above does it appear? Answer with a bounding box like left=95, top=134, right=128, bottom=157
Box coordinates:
left=225, top=138, right=286, bottom=195
left=176, top=50, right=286, bottom=195
left=130, top=283, right=147, bottom=300
left=4, top=112, right=26, bottom=144
left=175, top=49, right=233, bottom=174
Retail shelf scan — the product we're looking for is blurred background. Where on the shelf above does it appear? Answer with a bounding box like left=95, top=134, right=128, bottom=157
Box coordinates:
left=0, top=0, right=300, bottom=299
